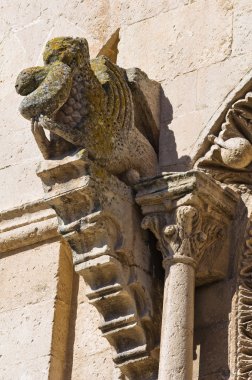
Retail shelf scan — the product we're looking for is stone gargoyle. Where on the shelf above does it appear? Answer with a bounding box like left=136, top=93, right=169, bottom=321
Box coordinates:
left=15, top=36, right=159, bottom=180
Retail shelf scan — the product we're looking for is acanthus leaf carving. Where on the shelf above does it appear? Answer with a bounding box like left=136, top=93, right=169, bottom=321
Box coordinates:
left=136, top=171, right=238, bottom=283
left=142, top=205, right=225, bottom=270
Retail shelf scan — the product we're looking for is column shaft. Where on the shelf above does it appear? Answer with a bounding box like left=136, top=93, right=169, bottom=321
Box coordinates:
left=158, top=262, right=195, bottom=380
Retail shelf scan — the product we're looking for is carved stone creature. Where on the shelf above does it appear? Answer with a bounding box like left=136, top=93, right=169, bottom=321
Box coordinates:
left=196, top=85, right=252, bottom=184
left=15, top=37, right=158, bottom=180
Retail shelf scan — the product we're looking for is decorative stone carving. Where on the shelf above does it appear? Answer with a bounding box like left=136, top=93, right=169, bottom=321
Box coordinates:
left=14, top=36, right=162, bottom=378
left=36, top=150, right=162, bottom=379
left=235, top=217, right=252, bottom=380
left=15, top=36, right=159, bottom=180
left=196, top=74, right=252, bottom=186
left=136, top=170, right=238, bottom=380
left=136, top=171, right=238, bottom=282
left=142, top=205, right=226, bottom=269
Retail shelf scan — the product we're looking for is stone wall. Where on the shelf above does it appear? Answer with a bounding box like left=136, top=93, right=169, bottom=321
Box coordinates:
left=0, top=1, right=251, bottom=379
left=1, top=0, right=252, bottom=210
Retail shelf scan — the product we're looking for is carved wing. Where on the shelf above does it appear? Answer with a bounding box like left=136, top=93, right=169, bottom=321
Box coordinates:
left=94, top=30, right=159, bottom=152
left=91, top=56, right=134, bottom=136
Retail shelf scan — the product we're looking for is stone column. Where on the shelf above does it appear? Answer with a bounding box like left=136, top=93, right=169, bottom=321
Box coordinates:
left=143, top=205, right=206, bottom=380
left=159, top=260, right=195, bottom=380
left=136, top=171, right=239, bottom=380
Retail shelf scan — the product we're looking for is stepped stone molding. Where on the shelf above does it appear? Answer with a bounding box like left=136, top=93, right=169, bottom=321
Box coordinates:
left=136, top=170, right=238, bottom=379
left=195, top=73, right=252, bottom=186
left=0, top=200, right=58, bottom=254
left=36, top=150, right=162, bottom=380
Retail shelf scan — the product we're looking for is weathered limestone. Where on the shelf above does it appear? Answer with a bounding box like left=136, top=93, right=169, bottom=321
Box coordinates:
left=0, top=201, right=73, bottom=379
left=1, top=1, right=252, bottom=379
left=158, top=260, right=195, bottom=380
left=136, top=171, right=238, bottom=379
left=15, top=36, right=159, bottom=179
left=13, top=33, right=163, bottom=379
left=1, top=0, right=252, bottom=212
left=36, top=150, right=162, bottom=379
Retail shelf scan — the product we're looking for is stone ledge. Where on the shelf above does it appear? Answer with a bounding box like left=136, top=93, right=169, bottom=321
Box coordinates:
left=0, top=199, right=59, bottom=253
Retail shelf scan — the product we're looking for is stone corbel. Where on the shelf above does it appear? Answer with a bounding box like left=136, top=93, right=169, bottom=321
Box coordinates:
left=36, top=149, right=161, bottom=380
left=135, top=170, right=239, bottom=380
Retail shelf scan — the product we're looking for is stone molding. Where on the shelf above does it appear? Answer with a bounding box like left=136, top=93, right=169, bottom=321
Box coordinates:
left=235, top=216, right=252, bottom=380
left=37, top=149, right=161, bottom=379
left=0, top=200, right=58, bottom=254
left=136, top=170, right=238, bottom=283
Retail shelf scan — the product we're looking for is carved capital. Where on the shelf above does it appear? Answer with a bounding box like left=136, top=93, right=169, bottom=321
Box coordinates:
left=136, top=170, right=239, bottom=282
left=142, top=204, right=227, bottom=271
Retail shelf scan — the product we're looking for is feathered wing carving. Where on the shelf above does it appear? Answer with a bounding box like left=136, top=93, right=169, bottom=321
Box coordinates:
left=91, top=56, right=134, bottom=137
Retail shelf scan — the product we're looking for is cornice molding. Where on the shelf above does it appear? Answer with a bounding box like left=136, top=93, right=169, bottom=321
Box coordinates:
left=0, top=200, right=59, bottom=254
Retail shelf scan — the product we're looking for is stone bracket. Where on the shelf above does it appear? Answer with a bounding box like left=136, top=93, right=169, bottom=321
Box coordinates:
left=36, top=150, right=162, bottom=379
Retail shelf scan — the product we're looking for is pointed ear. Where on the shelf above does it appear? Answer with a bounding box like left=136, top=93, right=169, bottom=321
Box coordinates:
left=96, top=29, right=120, bottom=64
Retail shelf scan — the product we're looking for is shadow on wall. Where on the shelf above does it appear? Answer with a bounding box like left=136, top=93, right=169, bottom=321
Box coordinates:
left=159, top=86, right=190, bottom=173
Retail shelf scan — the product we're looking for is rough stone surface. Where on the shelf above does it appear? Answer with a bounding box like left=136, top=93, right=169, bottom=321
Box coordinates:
left=0, top=241, right=60, bottom=379
left=15, top=36, right=159, bottom=180
left=1, top=0, right=252, bottom=205
left=71, top=276, right=116, bottom=380
left=37, top=152, right=162, bottom=379
left=1, top=1, right=252, bottom=379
